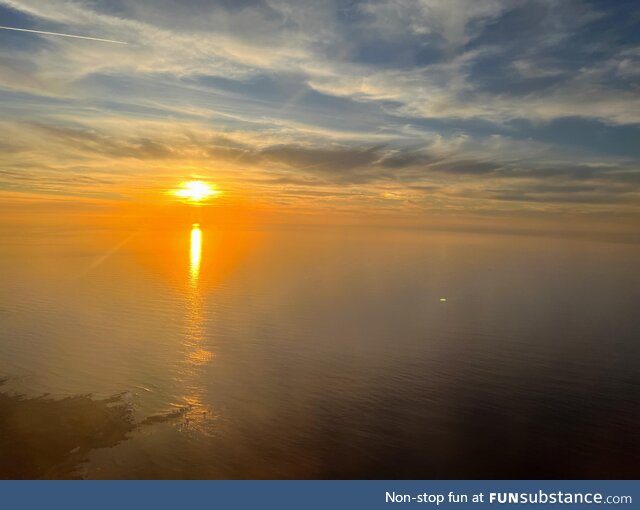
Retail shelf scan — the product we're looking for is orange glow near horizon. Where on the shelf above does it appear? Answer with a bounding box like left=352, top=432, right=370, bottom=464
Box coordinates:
left=173, top=181, right=221, bottom=203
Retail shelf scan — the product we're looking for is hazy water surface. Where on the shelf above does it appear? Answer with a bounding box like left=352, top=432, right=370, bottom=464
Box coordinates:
left=1, top=224, right=639, bottom=478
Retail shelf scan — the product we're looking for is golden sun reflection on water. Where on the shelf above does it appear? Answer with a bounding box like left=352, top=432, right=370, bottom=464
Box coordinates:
left=190, top=223, right=202, bottom=285
left=186, top=222, right=208, bottom=352
left=180, top=223, right=215, bottom=429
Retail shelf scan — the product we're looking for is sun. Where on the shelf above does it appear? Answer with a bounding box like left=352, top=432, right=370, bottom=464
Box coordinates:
left=173, top=181, right=221, bottom=202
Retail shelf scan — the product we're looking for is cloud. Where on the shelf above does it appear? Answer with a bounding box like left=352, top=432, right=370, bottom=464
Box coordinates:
left=0, top=0, right=638, bottom=218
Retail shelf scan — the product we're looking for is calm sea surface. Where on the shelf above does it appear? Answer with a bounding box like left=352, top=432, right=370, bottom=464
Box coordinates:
left=1, top=224, right=639, bottom=478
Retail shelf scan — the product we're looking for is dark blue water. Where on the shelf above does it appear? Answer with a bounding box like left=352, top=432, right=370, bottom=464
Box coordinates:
left=1, top=225, right=639, bottom=478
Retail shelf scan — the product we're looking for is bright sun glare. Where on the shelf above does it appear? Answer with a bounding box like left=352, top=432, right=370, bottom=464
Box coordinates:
left=174, top=181, right=220, bottom=202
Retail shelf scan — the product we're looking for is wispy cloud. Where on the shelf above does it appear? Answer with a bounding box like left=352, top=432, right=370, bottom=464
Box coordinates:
left=0, top=0, right=638, bottom=220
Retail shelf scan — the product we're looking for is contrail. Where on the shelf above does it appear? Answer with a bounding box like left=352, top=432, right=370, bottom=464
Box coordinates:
left=0, top=25, right=128, bottom=44
left=75, top=231, right=138, bottom=279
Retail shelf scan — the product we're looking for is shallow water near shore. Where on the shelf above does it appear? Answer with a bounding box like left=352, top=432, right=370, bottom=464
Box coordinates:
left=1, top=223, right=639, bottom=479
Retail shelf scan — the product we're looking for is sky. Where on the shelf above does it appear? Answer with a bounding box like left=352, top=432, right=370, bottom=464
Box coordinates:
left=0, top=0, right=639, bottom=229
